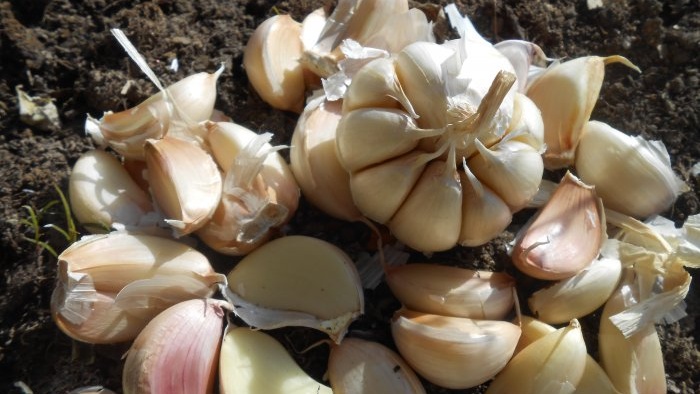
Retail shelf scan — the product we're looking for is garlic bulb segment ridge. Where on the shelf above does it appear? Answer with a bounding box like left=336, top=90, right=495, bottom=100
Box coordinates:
left=122, top=299, right=227, bottom=394
left=69, top=149, right=154, bottom=233
left=224, top=235, right=363, bottom=343
left=244, top=14, right=305, bottom=112
left=575, top=120, right=686, bottom=219
left=512, top=171, right=605, bottom=280
left=328, top=337, right=426, bottom=394
left=219, top=327, right=332, bottom=394
left=391, top=308, right=521, bottom=389
left=144, top=136, right=222, bottom=236
left=386, top=263, right=515, bottom=320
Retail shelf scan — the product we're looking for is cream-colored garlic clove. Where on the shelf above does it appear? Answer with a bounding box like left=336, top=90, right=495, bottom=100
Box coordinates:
left=123, top=299, right=226, bottom=394
left=526, top=55, right=639, bottom=169
left=244, top=14, right=305, bottom=112
left=328, top=337, right=426, bottom=394
left=511, top=315, right=556, bottom=356
left=486, top=319, right=587, bottom=394
left=362, top=7, right=435, bottom=54
left=575, top=120, right=686, bottom=219
left=69, top=149, right=154, bottom=233
left=505, top=93, right=545, bottom=151
left=289, top=99, right=362, bottom=221
left=391, top=308, right=521, bottom=389
left=145, top=136, right=222, bottom=236
left=341, top=57, right=416, bottom=115
left=512, top=172, right=605, bottom=280
left=386, top=263, right=515, bottom=319
left=493, top=40, right=549, bottom=93
left=528, top=239, right=623, bottom=324
left=219, top=326, right=332, bottom=394
left=224, top=236, right=363, bottom=343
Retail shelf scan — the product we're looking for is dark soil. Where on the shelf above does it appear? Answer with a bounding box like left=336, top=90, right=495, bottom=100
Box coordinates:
left=1, top=0, right=698, bottom=393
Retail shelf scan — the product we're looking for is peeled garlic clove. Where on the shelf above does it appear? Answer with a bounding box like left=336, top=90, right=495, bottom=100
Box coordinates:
left=69, top=149, right=154, bottom=233
left=220, top=326, right=332, bottom=394
left=486, top=320, right=587, bottom=394
left=526, top=55, right=639, bottom=169
left=528, top=239, right=623, bottom=324
left=224, top=235, right=363, bottom=343
left=289, top=100, right=362, bottom=221
left=145, top=136, right=222, bottom=236
left=386, top=263, right=515, bottom=319
left=244, top=15, right=305, bottom=112
left=391, top=308, right=521, bottom=389
left=512, top=172, right=605, bottom=280
left=342, top=57, right=415, bottom=115
left=123, top=299, right=226, bottom=394
left=576, top=120, right=686, bottom=219
left=328, top=337, right=425, bottom=394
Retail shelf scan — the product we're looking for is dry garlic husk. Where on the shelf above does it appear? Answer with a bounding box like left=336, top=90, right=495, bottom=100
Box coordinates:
left=224, top=235, right=363, bottom=343
left=391, top=308, right=521, bottom=389
left=244, top=14, right=305, bottom=112
left=328, top=337, right=426, bottom=394
left=198, top=122, right=299, bottom=255
left=289, top=99, right=362, bottom=221
left=575, top=120, right=687, bottom=219
left=336, top=34, right=544, bottom=252
left=51, top=232, right=223, bottom=343
left=526, top=55, right=638, bottom=169
left=123, top=299, right=226, bottom=394
left=144, top=136, right=222, bottom=236
left=69, top=149, right=154, bottom=233
left=86, top=70, right=222, bottom=160
left=219, top=326, right=332, bottom=394
left=528, top=239, right=623, bottom=324
left=385, top=263, right=515, bottom=320
left=486, top=319, right=587, bottom=394
left=512, top=172, right=605, bottom=280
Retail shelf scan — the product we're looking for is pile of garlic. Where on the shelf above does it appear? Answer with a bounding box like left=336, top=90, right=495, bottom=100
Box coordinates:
left=51, top=1, right=699, bottom=394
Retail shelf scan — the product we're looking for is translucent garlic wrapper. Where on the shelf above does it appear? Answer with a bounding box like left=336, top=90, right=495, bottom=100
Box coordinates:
left=335, top=36, right=544, bottom=252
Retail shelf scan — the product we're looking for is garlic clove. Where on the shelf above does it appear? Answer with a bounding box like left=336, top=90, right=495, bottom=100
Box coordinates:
left=391, top=308, right=521, bottom=389
left=244, top=15, right=305, bottom=112
left=511, top=315, right=556, bottom=356
left=505, top=92, right=545, bottom=151
left=328, top=337, right=425, bottom=394
left=69, top=149, right=154, bottom=233
left=289, top=99, right=361, bottom=221
left=493, top=40, right=549, bottom=93
left=341, top=57, right=416, bottom=116
left=528, top=239, right=623, bottom=324
left=486, top=319, right=587, bottom=394
left=385, top=263, right=515, bottom=319
left=145, top=136, right=222, bottom=236
left=512, top=172, right=605, bottom=280
left=123, top=299, right=226, bottom=394
left=224, top=235, right=363, bottom=343
left=219, top=326, right=332, bottom=394
left=575, top=120, right=686, bottom=219
left=362, top=7, right=435, bottom=54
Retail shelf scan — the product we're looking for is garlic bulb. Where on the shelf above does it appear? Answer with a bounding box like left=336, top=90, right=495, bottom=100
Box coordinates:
left=391, top=307, right=521, bottom=389
left=123, top=299, right=227, bottom=394
left=575, top=120, right=686, bottom=219
left=224, top=235, right=363, bottom=343
left=385, top=263, right=515, bottom=319
left=512, top=172, right=605, bottom=280
left=219, top=327, right=332, bottom=394
left=69, top=149, right=154, bottom=233
left=328, top=337, right=425, bottom=394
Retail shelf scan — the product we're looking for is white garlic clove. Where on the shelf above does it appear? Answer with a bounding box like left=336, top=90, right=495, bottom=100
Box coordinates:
left=386, top=263, right=515, bottom=319
left=145, top=136, right=222, bottom=236
left=224, top=236, right=363, bottom=343
left=328, top=337, right=426, bottom=394
left=362, top=7, right=435, bottom=54
left=511, top=315, right=557, bottom=356
left=69, top=149, right=154, bottom=233
left=219, top=327, right=332, bottom=394
left=512, top=172, right=605, bottom=280
left=391, top=308, right=521, bottom=389
left=493, top=40, right=549, bottom=93
left=244, top=14, right=305, bottom=112
left=575, top=120, right=686, bottom=219
left=505, top=92, right=545, bottom=151
left=341, top=57, right=416, bottom=116
left=123, top=299, right=227, bottom=394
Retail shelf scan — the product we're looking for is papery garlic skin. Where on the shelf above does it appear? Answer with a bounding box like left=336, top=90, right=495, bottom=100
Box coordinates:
left=69, top=149, right=154, bottom=233
left=576, top=120, right=686, bottom=219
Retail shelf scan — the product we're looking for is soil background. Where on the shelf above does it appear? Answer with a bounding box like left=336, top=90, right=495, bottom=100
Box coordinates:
left=0, top=0, right=698, bottom=393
